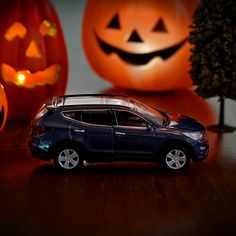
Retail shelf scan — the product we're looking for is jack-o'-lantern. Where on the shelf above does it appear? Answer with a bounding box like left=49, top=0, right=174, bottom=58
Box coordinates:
left=83, top=0, right=198, bottom=91
left=0, top=84, right=8, bottom=132
left=0, top=0, right=68, bottom=120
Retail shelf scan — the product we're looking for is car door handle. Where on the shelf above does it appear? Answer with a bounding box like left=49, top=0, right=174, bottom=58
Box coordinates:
left=115, top=131, right=126, bottom=136
left=75, top=129, right=85, bottom=133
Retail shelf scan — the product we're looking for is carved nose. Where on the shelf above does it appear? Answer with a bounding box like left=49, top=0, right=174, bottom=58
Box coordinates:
left=25, top=40, right=42, bottom=58
left=127, top=29, right=143, bottom=43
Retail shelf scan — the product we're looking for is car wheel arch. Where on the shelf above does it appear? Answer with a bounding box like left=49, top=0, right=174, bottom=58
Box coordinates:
left=157, top=139, right=195, bottom=161
left=49, top=140, right=87, bottom=157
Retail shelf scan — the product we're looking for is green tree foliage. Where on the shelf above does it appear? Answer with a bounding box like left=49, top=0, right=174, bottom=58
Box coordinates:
left=189, top=0, right=236, bottom=100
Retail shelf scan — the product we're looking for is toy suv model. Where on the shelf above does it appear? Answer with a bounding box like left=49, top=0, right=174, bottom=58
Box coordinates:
left=29, top=94, right=209, bottom=171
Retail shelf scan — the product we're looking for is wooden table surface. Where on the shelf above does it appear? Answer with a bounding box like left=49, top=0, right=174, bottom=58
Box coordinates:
left=0, top=89, right=236, bottom=236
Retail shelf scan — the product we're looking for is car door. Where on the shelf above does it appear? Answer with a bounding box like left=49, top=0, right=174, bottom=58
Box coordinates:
left=64, top=109, right=114, bottom=161
left=113, top=109, right=157, bottom=160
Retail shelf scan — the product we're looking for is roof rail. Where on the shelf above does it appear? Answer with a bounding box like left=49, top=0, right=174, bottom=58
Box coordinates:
left=47, top=94, right=131, bottom=108
left=57, top=93, right=129, bottom=99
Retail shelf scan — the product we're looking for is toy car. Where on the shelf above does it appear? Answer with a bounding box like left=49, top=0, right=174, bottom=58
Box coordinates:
left=28, top=94, right=209, bottom=171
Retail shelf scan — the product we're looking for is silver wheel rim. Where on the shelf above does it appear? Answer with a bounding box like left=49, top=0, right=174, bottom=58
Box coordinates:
left=165, top=149, right=187, bottom=170
left=58, top=149, right=79, bottom=170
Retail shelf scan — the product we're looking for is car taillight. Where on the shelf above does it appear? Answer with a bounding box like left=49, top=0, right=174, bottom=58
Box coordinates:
left=33, top=126, right=51, bottom=136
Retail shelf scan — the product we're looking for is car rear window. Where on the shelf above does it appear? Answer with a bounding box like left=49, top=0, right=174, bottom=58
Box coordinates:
left=81, top=110, right=112, bottom=126
left=63, top=111, right=82, bottom=121
left=63, top=110, right=112, bottom=126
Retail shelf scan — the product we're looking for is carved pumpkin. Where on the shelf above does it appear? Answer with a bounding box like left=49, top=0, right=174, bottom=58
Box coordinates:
left=0, top=84, right=8, bottom=132
left=83, top=0, right=197, bottom=91
left=0, top=0, right=68, bottom=120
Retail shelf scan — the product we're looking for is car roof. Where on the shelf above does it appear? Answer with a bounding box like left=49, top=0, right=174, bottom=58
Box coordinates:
left=47, top=94, right=135, bottom=109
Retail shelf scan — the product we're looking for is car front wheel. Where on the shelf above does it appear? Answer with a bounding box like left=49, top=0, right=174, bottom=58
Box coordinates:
left=54, top=145, right=82, bottom=171
left=162, top=146, right=190, bottom=171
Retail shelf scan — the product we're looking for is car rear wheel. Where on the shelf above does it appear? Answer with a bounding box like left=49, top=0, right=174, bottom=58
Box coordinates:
left=161, top=146, right=190, bottom=171
left=54, top=145, right=82, bottom=171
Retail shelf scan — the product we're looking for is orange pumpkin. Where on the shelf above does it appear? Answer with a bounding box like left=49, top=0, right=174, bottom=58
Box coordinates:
left=0, top=84, right=8, bottom=132
left=0, top=0, right=68, bottom=120
left=83, top=0, right=197, bottom=91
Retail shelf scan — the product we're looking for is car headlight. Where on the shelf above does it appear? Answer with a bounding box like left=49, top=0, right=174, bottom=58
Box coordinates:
left=183, top=132, right=203, bottom=141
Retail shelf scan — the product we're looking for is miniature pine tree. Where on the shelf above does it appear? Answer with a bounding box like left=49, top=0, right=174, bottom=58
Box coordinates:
left=189, top=0, right=236, bottom=132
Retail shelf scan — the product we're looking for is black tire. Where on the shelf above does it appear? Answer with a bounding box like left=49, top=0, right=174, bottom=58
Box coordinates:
left=53, top=144, right=82, bottom=171
left=161, top=145, right=190, bottom=171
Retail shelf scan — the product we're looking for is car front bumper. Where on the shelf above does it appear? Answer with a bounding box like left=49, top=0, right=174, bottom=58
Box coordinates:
left=191, top=142, right=209, bottom=162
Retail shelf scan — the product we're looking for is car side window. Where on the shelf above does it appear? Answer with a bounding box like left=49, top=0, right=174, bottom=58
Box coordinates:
left=63, top=111, right=81, bottom=121
left=81, top=110, right=112, bottom=126
left=115, top=110, right=148, bottom=127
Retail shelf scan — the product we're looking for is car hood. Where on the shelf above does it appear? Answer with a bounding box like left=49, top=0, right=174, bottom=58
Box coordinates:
left=166, top=113, right=205, bottom=131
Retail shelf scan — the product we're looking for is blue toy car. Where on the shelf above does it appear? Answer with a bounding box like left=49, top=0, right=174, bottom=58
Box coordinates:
left=29, top=94, right=209, bottom=171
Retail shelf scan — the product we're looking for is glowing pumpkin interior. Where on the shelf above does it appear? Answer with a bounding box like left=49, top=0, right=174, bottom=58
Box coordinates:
left=2, top=20, right=60, bottom=88
left=0, top=0, right=68, bottom=120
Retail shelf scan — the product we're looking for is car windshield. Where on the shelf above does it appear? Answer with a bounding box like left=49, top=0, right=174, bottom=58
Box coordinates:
left=131, top=99, right=165, bottom=126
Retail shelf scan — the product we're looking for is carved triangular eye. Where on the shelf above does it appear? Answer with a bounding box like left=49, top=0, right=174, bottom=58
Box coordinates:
left=106, top=13, right=121, bottom=29
left=39, top=20, right=57, bottom=37
left=152, top=18, right=168, bottom=33
left=5, top=22, right=27, bottom=41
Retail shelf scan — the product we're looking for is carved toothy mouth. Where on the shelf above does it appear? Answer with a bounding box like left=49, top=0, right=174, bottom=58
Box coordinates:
left=95, top=34, right=187, bottom=65
left=1, top=63, right=60, bottom=88
left=0, top=106, right=4, bottom=128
